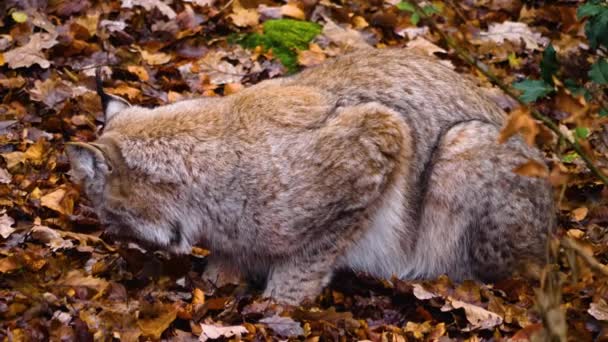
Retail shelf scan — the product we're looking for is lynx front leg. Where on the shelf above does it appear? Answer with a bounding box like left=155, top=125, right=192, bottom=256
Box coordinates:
left=263, top=247, right=339, bottom=305
left=202, top=254, right=242, bottom=287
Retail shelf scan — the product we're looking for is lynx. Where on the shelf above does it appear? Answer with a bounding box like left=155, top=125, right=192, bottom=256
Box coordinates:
left=67, top=48, right=554, bottom=305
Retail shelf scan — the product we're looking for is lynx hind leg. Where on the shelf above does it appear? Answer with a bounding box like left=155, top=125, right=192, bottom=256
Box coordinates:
left=417, top=120, right=554, bottom=282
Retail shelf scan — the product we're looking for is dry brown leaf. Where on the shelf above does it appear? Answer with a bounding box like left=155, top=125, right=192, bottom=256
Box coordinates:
left=0, top=213, right=15, bottom=239
left=571, top=207, right=588, bottom=222
left=513, top=160, right=549, bottom=178
left=298, top=43, right=326, bottom=67
left=107, top=84, right=142, bottom=100
left=406, top=37, right=447, bottom=56
left=281, top=4, right=305, bottom=20
left=0, top=256, right=20, bottom=273
left=29, top=225, right=74, bottom=250
left=199, top=323, right=249, bottom=341
left=3, top=32, right=58, bottom=69
left=0, top=167, right=11, bottom=184
left=41, top=188, right=71, bottom=215
left=138, top=303, right=178, bottom=339
left=322, top=19, right=370, bottom=51
left=139, top=49, right=172, bottom=65
left=127, top=65, right=150, bottom=81
left=229, top=0, right=260, bottom=28
left=498, top=107, right=539, bottom=146
left=589, top=300, right=608, bottom=321
left=259, top=315, right=304, bottom=337
left=58, top=270, right=110, bottom=294
left=442, top=298, right=503, bottom=330
left=477, top=21, right=549, bottom=50
left=412, top=283, right=439, bottom=300
left=1, top=152, right=25, bottom=170
left=121, top=0, right=177, bottom=19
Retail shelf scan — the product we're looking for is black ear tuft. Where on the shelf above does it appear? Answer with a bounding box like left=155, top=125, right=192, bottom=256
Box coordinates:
left=95, top=67, right=131, bottom=123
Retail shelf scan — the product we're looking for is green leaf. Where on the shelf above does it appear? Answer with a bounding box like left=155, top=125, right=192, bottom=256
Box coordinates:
left=583, top=8, right=608, bottom=49
left=11, top=11, right=27, bottom=23
left=411, top=12, right=420, bottom=25
left=422, top=4, right=440, bottom=16
left=600, top=108, right=608, bottom=117
left=575, top=127, right=590, bottom=139
left=562, top=151, right=579, bottom=163
left=237, top=19, right=322, bottom=73
left=396, top=2, right=415, bottom=12
left=540, top=44, right=558, bottom=84
left=513, top=79, right=555, bottom=103
left=589, top=58, right=608, bottom=84
left=577, top=1, right=605, bottom=19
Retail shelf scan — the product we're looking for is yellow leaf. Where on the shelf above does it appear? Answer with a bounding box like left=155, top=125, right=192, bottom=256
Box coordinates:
left=137, top=303, right=178, bottom=339
left=41, top=188, right=68, bottom=214
left=11, top=11, right=28, bottom=23
left=571, top=207, right=588, bottom=222
left=127, top=65, right=150, bottom=81
left=24, top=140, right=45, bottom=164
left=193, top=288, right=205, bottom=305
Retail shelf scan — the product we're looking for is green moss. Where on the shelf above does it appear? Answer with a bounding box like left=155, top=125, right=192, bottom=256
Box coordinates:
left=238, top=19, right=322, bottom=73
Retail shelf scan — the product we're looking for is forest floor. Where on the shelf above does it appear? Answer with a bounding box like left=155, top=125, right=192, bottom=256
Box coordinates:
left=1, top=0, right=608, bottom=341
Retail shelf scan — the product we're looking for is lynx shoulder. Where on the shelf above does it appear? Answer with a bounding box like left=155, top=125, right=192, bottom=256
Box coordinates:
left=67, top=49, right=554, bottom=305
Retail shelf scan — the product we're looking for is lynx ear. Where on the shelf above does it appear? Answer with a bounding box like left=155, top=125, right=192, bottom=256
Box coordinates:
left=96, top=67, right=131, bottom=123
left=65, top=142, right=112, bottom=182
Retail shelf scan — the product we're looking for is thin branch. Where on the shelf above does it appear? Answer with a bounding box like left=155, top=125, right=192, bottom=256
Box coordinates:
left=405, top=0, right=608, bottom=186
left=561, top=237, right=608, bottom=277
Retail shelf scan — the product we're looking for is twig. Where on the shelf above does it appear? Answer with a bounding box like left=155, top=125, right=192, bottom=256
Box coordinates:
left=561, top=236, right=608, bottom=277
left=405, top=0, right=608, bottom=186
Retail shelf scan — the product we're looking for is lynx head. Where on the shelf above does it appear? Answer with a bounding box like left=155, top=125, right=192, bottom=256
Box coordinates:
left=65, top=71, right=210, bottom=254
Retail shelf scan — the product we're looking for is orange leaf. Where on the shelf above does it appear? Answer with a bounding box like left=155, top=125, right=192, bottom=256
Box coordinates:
left=512, top=159, right=549, bottom=178
left=498, top=107, right=539, bottom=146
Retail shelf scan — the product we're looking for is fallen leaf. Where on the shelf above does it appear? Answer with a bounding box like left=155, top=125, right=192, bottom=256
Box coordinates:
left=121, top=0, right=177, bottom=19
left=41, top=188, right=72, bottom=215
left=0, top=213, right=15, bottom=239
left=297, top=43, right=326, bottom=67
left=413, top=283, right=439, bottom=300
left=29, top=225, right=74, bottom=251
left=0, top=256, right=20, bottom=273
left=322, top=19, right=370, bottom=51
left=589, top=300, right=608, bottom=321
left=498, top=107, right=539, bottom=146
left=199, top=323, right=248, bottom=341
left=281, top=4, right=305, bottom=20
left=0, top=167, right=11, bottom=183
left=406, top=36, right=447, bottom=56
left=139, top=48, right=172, bottom=65
left=513, top=160, right=549, bottom=178
left=259, top=315, right=304, bottom=337
left=3, top=32, right=58, bottom=69
left=230, top=0, right=260, bottom=28
left=442, top=298, right=503, bottom=330
left=138, top=303, right=178, bottom=339
left=58, top=270, right=110, bottom=294
left=571, top=207, right=588, bottom=222
left=127, top=65, right=150, bottom=81
left=477, top=21, right=549, bottom=50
